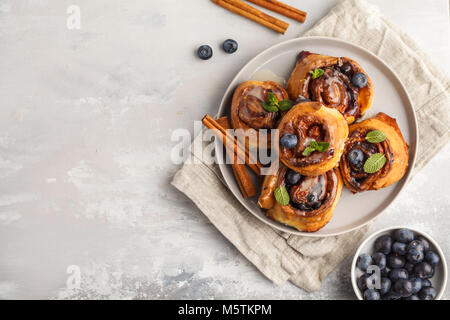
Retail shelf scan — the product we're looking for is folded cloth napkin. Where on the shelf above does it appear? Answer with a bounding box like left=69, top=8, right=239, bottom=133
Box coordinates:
left=172, top=0, right=450, bottom=292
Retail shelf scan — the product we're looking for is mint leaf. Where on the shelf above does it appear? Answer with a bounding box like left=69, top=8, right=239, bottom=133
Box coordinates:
left=316, top=142, right=330, bottom=152
left=302, top=146, right=315, bottom=156
left=366, top=130, right=386, bottom=143
left=274, top=186, right=290, bottom=206
left=309, top=68, right=324, bottom=79
left=363, top=153, right=386, bottom=173
left=278, top=99, right=294, bottom=111
left=261, top=101, right=279, bottom=113
left=267, top=92, right=278, bottom=105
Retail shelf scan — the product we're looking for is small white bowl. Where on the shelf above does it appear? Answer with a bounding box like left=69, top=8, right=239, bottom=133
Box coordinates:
left=351, top=226, right=447, bottom=300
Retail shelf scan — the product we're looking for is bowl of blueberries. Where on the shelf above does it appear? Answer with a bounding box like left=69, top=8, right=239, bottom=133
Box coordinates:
left=351, top=227, right=447, bottom=300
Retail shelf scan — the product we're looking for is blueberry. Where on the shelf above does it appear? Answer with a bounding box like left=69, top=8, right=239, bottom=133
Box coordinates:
left=382, top=292, right=402, bottom=300
left=285, top=170, right=301, bottom=185
left=407, top=240, right=424, bottom=253
left=197, top=45, right=213, bottom=60
left=222, top=39, right=238, bottom=54
left=404, top=262, right=414, bottom=274
left=416, top=236, right=430, bottom=252
left=403, top=295, right=420, bottom=300
left=392, top=242, right=407, bottom=255
left=419, top=287, right=437, bottom=300
left=394, top=279, right=413, bottom=297
left=357, top=253, right=372, bottom=272
left=414, top=262, right=434, bottom=279
left=375, top=235, right=392, bottom=255
left=280, top=134, right=298, bottom=149
left=372, top=252, right=386, bottom=270
left=406, top=248, right=424, bottom=264
left=410, top=277, right=422, bottom=294
left=357, top=274, right=371, bottom=291
left=351, top=72, right=368, bottom=88
left=389, top=268, right=408, bottom=282
left=347, top=148, right=364, bottom=168
left=340, top=62, right=353, bottom=76
left=394, top=229, right=414, bottom=243
left=425, top=251, right=440, bottom=267
left=379, top=277, right=391, bottom=295
left=387, top=253, right=405, bottom=269
left=363, top=289, right=380, bottom=300
left=381, top=267, right=390, bottom=278
left=421, top=279, right=432, bottom=288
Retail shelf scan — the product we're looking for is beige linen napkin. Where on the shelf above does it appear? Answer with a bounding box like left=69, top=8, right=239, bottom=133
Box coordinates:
left=172, top=0, right=450, bottom=292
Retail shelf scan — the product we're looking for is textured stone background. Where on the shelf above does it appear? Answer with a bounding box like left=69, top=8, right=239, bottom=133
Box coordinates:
left=0, top=0, right=448, bottom=299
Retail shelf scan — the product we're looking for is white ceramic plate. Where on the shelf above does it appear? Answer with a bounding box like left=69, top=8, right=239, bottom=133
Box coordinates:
left=351, top=227, right=447, bottom=300
left=215, top=36, right=418, bottom=237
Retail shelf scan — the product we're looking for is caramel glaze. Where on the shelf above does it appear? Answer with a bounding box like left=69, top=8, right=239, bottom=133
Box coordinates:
left=341, top=129, right=393, bottom=192
left=277, top=166, right=339, bottom=217
left=279, top=114, right=334, bottom=167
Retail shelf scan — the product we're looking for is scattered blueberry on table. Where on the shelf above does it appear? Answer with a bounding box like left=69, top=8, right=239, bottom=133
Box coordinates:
left=223, top=39, right=238, bottom=54
left=356, top=228, right=441, bottom=300
left=197, top=45, right=213, bottom=60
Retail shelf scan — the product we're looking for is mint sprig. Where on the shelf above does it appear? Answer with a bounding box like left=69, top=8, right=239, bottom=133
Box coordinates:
left=363, top=153, right=386, bottom=173
left=309, top=68, right=324, bottom=79
left=274, top=186, right=290, bottom=206
left=365, top=130, right=386, bottom=143
left=302, top=140, right=330, bottom=156
left=261, top=92, right=294, bottom=113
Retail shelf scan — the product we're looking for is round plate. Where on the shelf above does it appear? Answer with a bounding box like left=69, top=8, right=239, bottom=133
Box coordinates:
left=215, top=36, right=418, bottom=237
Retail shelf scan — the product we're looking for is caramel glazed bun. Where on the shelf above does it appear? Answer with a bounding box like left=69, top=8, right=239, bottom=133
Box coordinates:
left=231, top=80, right=289, bottom=148
left=340, top=112, right=409, bottom=193
left=287, top=51, right=374, bottom=124
left=278, top=101, right=348, bottom=176
left=258, top=165, right=343, bottom=232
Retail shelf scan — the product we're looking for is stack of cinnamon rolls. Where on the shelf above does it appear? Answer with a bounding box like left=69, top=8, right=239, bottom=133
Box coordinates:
left=229, top=51, right=409, bottom=232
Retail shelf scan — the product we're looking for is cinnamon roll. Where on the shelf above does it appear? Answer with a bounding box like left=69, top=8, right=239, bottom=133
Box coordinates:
left=231, top=80, right=289, bottom=148
left=278, top=101, right=348, bottom=176
left=287, top=51, right=374, bottom=124
left=258, top=165, right=343, bottom=232
left=339, top=113, right=409, bottom=193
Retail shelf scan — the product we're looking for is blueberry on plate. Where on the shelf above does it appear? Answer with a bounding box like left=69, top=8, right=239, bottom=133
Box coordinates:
left=372, top=252, right=387, bottom=270
left=407, top=240, right=424, bottom=253
left=357, top=253, right=372, bottom=272
left=351, top=72, right=368, bottom=88
left=387, top=253, right=405, bottom=269
left=416, top=236, right=430, bottom=252
left=409, top=277, right=422, bottom=294
left=392, top=242, right=407, bottom=255
left=394, top=228, right=414, bottom=243
left=347, top=148, right=365, bottom=169
left=379, top=277, right=391, bottom=295
left=357, top=274, right=371, bottom=291
left=389, top=268, right=408, bottom=282
left=404, top=262, right=414, bottom=273
left=280, top=134, right=298, bottom=149
left=340, top=62, right=353, bottom=76
left=419, top=287, right=437, bottom=300
left=403, top=294, right=420, bottom=300
left=425, top=251, right=440, bottom=267
left=394, top=279, right=414, bottom=297
left=406, top=248, right=424, bottom=264
left=375, top=235, right=392, bottom=255
left=222, top=39, right=238, bottom=54
left=197, top=45, right=213, bottom=60
left=363, top=289, right=380, bottom=300
left=285, top=170, right=301, bottom=185
left=414, top=262, right=434, bottom=279
left=421, top=279, right=432, bottom=288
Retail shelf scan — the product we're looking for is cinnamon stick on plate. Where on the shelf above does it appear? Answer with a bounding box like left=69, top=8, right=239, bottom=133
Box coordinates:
left=211, top=0, right=289, bottom=34
left=216, top=117, right=256, bottom=198
left=246, top=0, right=307, bottom=23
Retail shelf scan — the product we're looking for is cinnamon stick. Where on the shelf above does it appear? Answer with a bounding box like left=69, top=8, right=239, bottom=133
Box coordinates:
left=202, top=114, right=261, bottom=176
left=217, top=117, right=256, bottom=198
left=246, top=0, right=307, bottom=23
left=211, top=0, right=289, bottom=34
